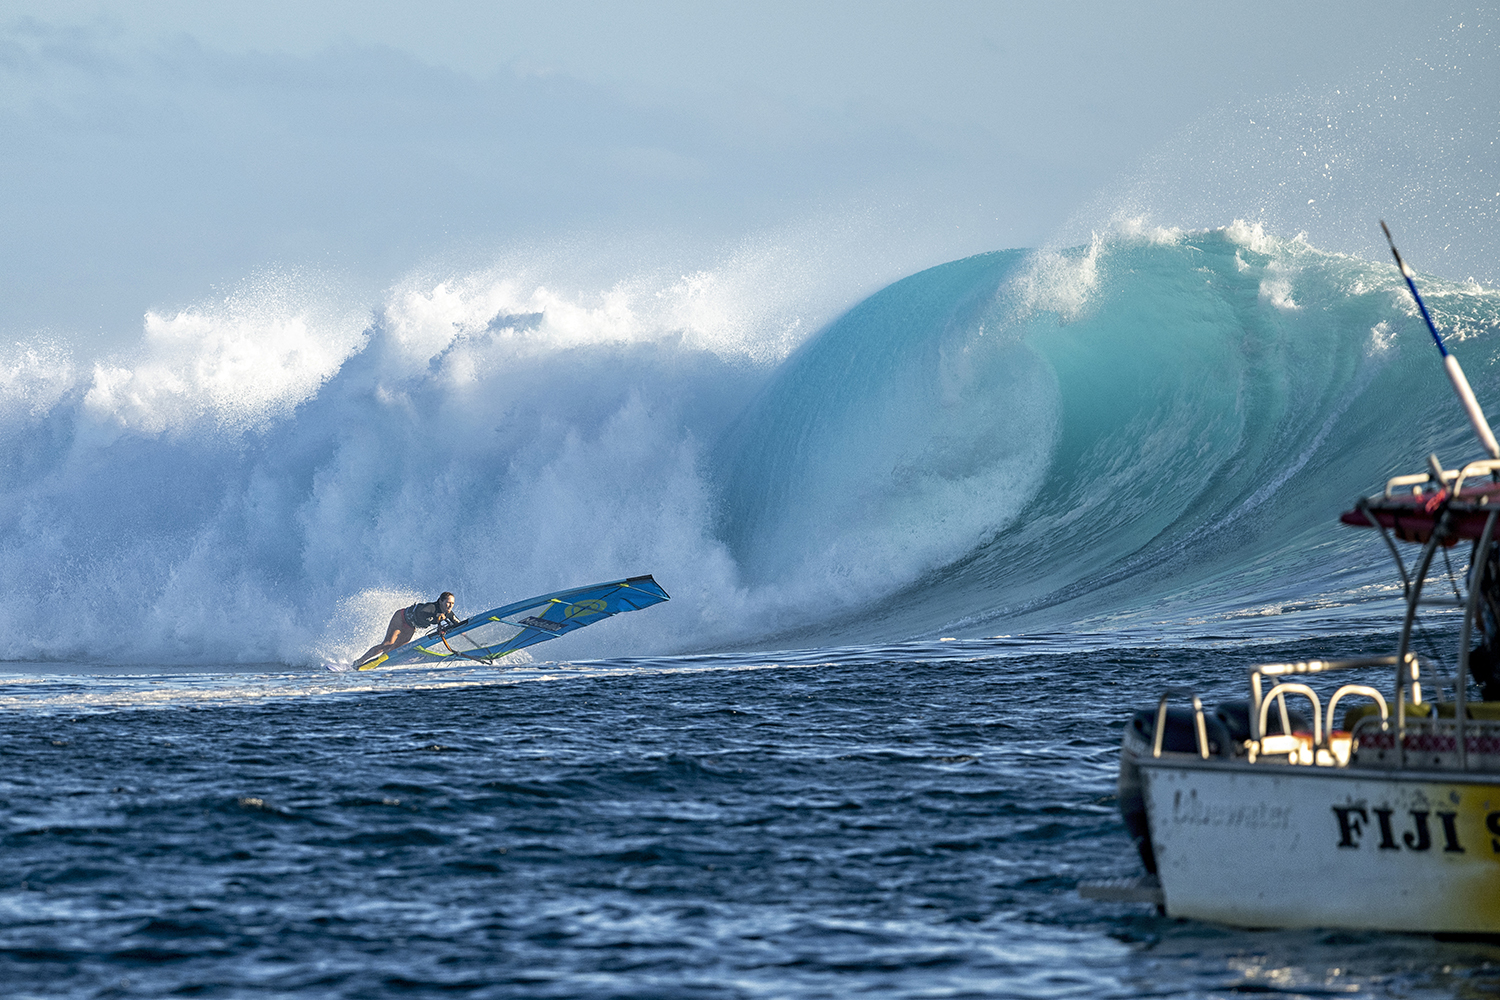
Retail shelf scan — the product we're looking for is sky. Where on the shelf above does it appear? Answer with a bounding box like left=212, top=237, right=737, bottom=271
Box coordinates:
left=0, top=1, right=1494, bottom=353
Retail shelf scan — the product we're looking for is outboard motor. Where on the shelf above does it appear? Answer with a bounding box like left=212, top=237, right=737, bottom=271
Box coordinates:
left=1117, top=706, right=1234, bottom=874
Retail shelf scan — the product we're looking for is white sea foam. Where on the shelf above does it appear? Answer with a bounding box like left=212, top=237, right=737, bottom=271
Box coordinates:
left=1223, top=219, right=1278, bottom=255
left=1367, top=320, right=1397, bottom=355
left=0, top=236, right=854, bottom=664
left=0, top=337, right=75, bottom=426
left=1258, top=263, right=1301, bottom=311
left=1010, top=235, right=1103, bottom=323
left=78, top=270, right=369, bottom=443
left=3, top=227, right=1497, bottom=664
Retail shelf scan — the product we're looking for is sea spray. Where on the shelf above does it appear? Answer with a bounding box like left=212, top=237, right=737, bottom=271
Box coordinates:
left=1, top=226, right=1497, bottom=663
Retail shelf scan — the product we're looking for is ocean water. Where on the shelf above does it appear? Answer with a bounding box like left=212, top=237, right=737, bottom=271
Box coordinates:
left=4, top=223, right=1500, bottom=996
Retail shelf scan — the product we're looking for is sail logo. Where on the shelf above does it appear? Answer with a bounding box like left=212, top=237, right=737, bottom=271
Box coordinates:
left=1330, top=805, right=1488, bottom=853
left=564, top=599, right=608, bottom=619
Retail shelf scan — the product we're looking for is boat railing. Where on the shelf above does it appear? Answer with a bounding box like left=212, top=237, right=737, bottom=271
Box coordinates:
left=1152, top=656, right=1483, bottom=769
left=1325, top=685, right=1388, bottom=737
left=1151, top=688, right=1211, bottom=760
left=1239, top=658, right=1402, bottom=766
left=1248, top=656, right=1400, bottom=740
left=1256, top=682, right=1321, bottom=758
left=1381, top=457, right=1500, bottom=499
left=1384, top=470, right=1453, bottom=498
left=1456, top=459, right=1500, bottom=496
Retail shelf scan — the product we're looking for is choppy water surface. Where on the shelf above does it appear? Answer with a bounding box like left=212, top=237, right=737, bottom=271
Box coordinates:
left=4, top=217, right=1500, bottom=998
left=3, top=638, right=1498, bottom=999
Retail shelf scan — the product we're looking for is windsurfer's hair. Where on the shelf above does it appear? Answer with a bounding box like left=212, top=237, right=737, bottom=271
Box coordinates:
left=439, top=592, right=455, bottom=602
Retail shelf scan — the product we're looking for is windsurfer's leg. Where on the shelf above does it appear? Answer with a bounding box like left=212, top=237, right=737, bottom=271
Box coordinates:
left=354, top=640, right=393, bottom=668
left=354, top=609, right=414, bottom=667
left=352, top=644, right=386, bottom=668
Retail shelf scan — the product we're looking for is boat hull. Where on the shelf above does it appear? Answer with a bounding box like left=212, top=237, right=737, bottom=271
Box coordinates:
left=1140, top=758, right=1500, bottom=932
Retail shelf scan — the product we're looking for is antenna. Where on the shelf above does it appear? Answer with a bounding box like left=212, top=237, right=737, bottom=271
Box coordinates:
left=1382, top=221, right=1499, bottom=460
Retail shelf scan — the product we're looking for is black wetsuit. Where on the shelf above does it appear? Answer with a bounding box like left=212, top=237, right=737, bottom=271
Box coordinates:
left=404, top=602, right=460, bottom=631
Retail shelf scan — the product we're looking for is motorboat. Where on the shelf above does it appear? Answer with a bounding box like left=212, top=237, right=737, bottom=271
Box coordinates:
left=1081, top=226, right=1500, bottom=932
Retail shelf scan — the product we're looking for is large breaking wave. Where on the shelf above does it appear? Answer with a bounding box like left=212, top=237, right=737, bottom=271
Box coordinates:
left=2, top=223, right=1498, bottom=664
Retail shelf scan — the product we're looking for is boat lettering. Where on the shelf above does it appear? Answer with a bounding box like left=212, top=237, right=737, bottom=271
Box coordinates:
left=1374, top=807, right=1398, bottom=849
left=1403, top=811, right=1431, bottom=851
left=1170, top=790, right=1290, bottom=830
left=1332, top=806, right=1368, bottom=848
left=1374, top=809, right=1398, bottom=851
left=1332, top=806, right=1465, bottom=852
left=1488, top=811, right=1500, bottom=851
left=1439, top=812, right=1464, bottom=853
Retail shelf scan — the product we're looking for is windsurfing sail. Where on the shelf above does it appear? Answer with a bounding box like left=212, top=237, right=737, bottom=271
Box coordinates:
left=357, top=575, right=670, bottom=670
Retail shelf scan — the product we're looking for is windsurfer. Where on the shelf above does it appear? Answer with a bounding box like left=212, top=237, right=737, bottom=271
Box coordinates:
left=353, top=592, right=462, bottom=668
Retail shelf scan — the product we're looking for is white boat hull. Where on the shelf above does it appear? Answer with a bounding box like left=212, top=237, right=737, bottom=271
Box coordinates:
left=1140, top=758, right=1500, bottom=932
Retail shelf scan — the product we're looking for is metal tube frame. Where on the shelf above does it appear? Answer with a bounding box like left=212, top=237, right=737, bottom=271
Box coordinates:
left=1256, top=682, right=1323, bottom=750
left=1455, top=508, right=1500, bottom=771
left=1395, top=509, right=1450, bottom=757
left=1152, top=688, right=1210, bottom=760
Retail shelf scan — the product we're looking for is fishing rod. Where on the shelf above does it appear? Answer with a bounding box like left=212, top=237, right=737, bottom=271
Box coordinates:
left=1382, top=220, right=1500, bottom=460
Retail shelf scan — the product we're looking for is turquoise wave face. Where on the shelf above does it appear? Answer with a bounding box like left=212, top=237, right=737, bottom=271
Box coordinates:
left=710, top=226, right=1500, bottom=644
left=713, top=249, right=1054, bottom=587
left=2, top=225, right=1498, bottom=662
